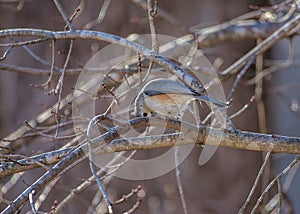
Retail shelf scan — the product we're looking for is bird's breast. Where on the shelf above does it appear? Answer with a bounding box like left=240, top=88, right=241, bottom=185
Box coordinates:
left=143, top=93, right=193, bottom=118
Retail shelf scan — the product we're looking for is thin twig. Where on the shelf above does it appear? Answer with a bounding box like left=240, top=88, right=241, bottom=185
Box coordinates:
left=0, top=197, right=11, bottom=205
left=54, top=151, right=130, bottom=213
left=264, top=159, right=300, bottom=212
left=238, top=152, right=271, bottom=214
left=37, top=39, right=56, bottom=88
left=69, top=7, right=81, bottom=23
left=226, top=56, right=255, bottom=101
left=29, top=189, right=37, bottom=214
left=84, top=0, right=111, bottom=29
left=220, top=13, right=300, bottom=79
left=87, top=115, right=113, bottom=214
left=1, top=173, right=23, bottom=194
left=124, top=188, right=145, bottom=214
left=113, top=185, right=142, bottom=205
left=132, top=0, right=186, bottom=32
left=54, top=39, right=74, bottom=136
left=0, top=46, right=13, bottom=61
left=255, top=37, right=270, bottom=207
left=0, top=147, right=73, bottom=178
left=24, top=121, right=79, bottom=140
left=250, top=156, right=300, bottom=214
left=1, top=154, right=51, bottom=171
left=277, top=178, right=282, bottom=213
left=282, top=160, right=300, bottom=191
left=246, top=37, right=295, bottom=85
left=22, top=45, right=51, bottom=66
left=86, top=190, right=103, bottom=214
left=35, top=178, right=59, bottom=211
left=147, top=0, right=159, bottom=52
left=175, top=147, right=188, bottom=214
left=0, top=37, right=50, bottom=47
left=2, top=120, right=75, bottom=143
left=52, top=0, right=74, bottom=31
left=229, top=96, right=255, bottom=119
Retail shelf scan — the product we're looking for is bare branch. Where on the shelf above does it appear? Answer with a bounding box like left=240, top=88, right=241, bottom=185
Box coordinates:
left=250, top=156, right=300, bottom=214
left=0, top=46, right=13, bottom=61
left=0, top=28, right=204, bottom=93
left=54, top=39, right=73, bottom=136
left=226, top=56, right=255, bottom=101
left=2, top=116, right=300, bottom=178
left=132, top=0, right=186, bottom=32
left=220, top=13, right=300, bottom=79
left=83, top=0, right=111, bottom=30
left=52, top=0, right=74, bottom=31
left=238, top=152, right=271, bottom=214
left=87, top=115, right=113, bottom=213
left=29, top=190, right=37, bottom=214
left=175, top=147, right=188, bottom=214
left=2, top=115, right=300, bottom=212
left=0, top=147, right=73, bottom=177
left=147, top=0, right=159, bottom=52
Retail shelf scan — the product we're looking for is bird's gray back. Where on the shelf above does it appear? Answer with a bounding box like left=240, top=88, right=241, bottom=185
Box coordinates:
left=143, top=79, right=197, bottom=96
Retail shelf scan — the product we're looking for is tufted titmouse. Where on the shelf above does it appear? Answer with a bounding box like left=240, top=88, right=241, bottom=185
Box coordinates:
left=134, top=78, right=226, bottom=119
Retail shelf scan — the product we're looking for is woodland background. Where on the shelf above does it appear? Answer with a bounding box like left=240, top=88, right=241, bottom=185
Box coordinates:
left=1, top=0, right=300, bottom=213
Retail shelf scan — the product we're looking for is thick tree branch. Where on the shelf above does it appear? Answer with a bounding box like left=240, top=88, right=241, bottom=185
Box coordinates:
left=0, top=28, right=204, bottom=94
left=1, top=117, right=300, bottom=178
left=2, top=112, right=300, bottom=213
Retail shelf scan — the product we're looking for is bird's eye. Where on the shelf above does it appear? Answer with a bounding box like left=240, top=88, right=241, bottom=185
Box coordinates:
left=143, top=112, right=148, bottom=117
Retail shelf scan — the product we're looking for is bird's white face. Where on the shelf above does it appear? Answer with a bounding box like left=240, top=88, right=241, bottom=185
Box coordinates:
left=134, top=93, right=153, bottom=117
left=135, top=105, right=152, bottom=117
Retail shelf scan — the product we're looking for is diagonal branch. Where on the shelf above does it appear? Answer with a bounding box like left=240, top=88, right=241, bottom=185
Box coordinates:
left=2, top=117, right=300, bottom=178
left=0, top=28, right=205, bottom=94
left=2, top=116, right=300, bottom=212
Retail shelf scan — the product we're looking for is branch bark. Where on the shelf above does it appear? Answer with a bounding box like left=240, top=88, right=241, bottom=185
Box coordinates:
left=1, top=117, right=300, bottom=178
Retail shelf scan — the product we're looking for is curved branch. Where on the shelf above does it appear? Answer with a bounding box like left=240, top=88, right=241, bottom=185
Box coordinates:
left=1, top=117, right=300, bottom=212
left=0, top=28, right=204, bottom=93
left=0, top=147, right=73, bottom=178
left=2, top=117, right=300, bottom=178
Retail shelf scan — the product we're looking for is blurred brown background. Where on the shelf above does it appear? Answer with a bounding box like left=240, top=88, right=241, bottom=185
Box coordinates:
left=0, top=0, right=284, bottom=213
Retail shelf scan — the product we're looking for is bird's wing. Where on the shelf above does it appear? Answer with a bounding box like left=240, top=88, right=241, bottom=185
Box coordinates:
left=142, top=79, right=227, bottom=107
left=143, top=80, right=197, bottom=96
